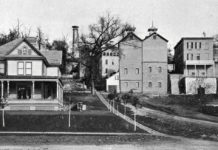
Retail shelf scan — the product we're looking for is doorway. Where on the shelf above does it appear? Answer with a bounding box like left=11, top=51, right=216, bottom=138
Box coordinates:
left=17, top=85, right=31, bottom=99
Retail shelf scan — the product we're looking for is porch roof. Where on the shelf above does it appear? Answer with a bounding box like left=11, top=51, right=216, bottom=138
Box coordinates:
left=0, top=75, right=63, bottom=85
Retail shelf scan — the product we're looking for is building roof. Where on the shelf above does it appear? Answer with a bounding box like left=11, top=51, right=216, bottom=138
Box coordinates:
left=174, top=37, right=214, bottom=49
left=118, top=32, right=143, bottom=44
left=0, top=38, right=62, bottom=66
left=144, top=32, right=168, bottom=42
left=41, top=50, right=63, bottom=66
left=0, top=38, right=23, bottom=56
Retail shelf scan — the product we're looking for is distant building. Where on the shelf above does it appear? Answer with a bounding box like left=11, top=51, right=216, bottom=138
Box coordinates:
left=0, top=38, right=63, bottom=110
left=106, top=72, right=120, bottom=93
left=100, top=49, right=119, bottom=77
left=119, top=25, right=168, bottom=95
left=174, top=37, right=216, bottom=94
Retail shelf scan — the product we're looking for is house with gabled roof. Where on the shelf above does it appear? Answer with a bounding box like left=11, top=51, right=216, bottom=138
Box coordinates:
left=0, top=37, right=63, bottom=110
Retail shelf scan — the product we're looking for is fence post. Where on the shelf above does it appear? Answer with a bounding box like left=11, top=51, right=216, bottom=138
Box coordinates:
left=134, top=108, right=137, bottom=131
left=68, top=104, right=71, bottom=128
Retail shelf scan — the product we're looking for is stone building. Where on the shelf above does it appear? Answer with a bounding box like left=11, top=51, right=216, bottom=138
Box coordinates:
left=174, top=37, right=216, bottom=94
left=119, top=25, right=168, bottom=95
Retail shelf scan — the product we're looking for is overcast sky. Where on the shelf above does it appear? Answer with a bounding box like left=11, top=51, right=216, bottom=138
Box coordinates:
left=0, top=0, right=218, bottom=48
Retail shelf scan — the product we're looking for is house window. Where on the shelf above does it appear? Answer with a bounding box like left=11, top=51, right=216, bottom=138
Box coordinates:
left=18, top=49, right=22, bottom=55
left=103, top=52, right=106, bottom=56
left=124, top=68, right=128, bottom=74
left=149, top=67, right=152, bottom=72
left=148, top=82, right=152, bottom=88
left=136, top=82, right=140, bottom=88
left=25, top=62, right=32, bottom=75
left=195, top=42, right=197, bottom=49
left=110, top=53, right=112, bottom=56
left=205, top=42, right=209, bottom=50
left=191, top=54, right=193, bottom=60
left=158, top=67, right=162, bottom=73
left=191, top=42, right=193, bottom=49
left=199, top=42, right=201, bottom=49
left=0, top=63, right=4, bottom=74
left=107, top=53, right=109, bottom=56
left=105, top=68, right=108, bottom=73
left=18, top=62, right=24, bottom=75
left=105, top=59, right=108, bottom=65
left=23, top=47, right=28, bottom=55
left=125, top=82, right=128, bottom=87
left=187, top=42, right=189, bottom=49
left=187, top=53, right=189, bottom=60
left=197, top=53, right=200, bottom=60
left=158, top=82, right=162, bottom=88
left=112, top=61, right=114, bottom=65
left=136, top=68, right=139, bottom=74
left=192, top=72, right=195, bottom=76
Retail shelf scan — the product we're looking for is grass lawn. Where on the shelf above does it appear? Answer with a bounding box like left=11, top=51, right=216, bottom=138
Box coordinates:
left=0, top=92, right=144, bottom=133
left=0, top=134, right=177, bottom=145
left=103, top=93, right=218, bottom=141
left=139, top=94, right=218, bottom=123
left=64, top=92, right=107, bottom=110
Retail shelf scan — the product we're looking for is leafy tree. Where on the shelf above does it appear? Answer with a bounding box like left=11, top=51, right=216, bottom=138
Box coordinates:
left=76, top=13, right=135, bottom=94
left=52, top=38, right=68, bottom=74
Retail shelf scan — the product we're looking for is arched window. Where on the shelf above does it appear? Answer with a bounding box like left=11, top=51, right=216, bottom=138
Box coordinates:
left=107, top=53, right=109, bottom=56
left=105, top=59, right=108, bottom=65
left=110, top=53, right=112, bottom=56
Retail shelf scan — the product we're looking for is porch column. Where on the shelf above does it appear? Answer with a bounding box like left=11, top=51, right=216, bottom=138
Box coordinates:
left=32, top=81, right=35, bottom=99
left=7, top=81, right=9, bottom=98
left=1, top=81, right=3, bottom=99
left=56, top=81, right=59, bottom=100
left=195, top=65, right=197, bottom=77
left=204, top=65, right=206, bottom=77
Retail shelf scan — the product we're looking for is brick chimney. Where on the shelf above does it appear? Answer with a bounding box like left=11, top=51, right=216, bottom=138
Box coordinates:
left=72, top=26, right=79, bottom=55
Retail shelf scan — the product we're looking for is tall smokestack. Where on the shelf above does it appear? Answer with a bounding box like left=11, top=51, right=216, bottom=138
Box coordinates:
left=72, top=26, right=79, bottom=56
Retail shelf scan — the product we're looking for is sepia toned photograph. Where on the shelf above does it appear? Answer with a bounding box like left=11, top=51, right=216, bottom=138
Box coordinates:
left=0, top=0, right=218, bottom=149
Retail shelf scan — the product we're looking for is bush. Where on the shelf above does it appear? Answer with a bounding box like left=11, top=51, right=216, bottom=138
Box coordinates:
left=121, top=93, right=131, bottom=103
left=108, top=93, right=116, bottom=100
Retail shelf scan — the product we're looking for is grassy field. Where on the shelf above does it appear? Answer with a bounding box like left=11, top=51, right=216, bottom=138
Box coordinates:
left=0, top=134, right=177, bottom=145
left=64, top=92, right=108, bottom=110
left=103, top=93, right=218, bottom=141
left=139, top=94, right=218, bottom=123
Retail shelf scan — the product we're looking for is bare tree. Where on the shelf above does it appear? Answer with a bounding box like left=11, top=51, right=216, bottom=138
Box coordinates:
left=36, top=27, right=44, bottom=50
left=76, top=13, right=135, bottom=94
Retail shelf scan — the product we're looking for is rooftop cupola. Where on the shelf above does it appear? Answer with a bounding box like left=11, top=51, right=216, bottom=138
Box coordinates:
left=148, top=21, right=158, bottom=35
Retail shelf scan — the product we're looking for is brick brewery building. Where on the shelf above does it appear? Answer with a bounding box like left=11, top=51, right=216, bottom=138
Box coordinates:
left=119, top=25, right=168, bottom=95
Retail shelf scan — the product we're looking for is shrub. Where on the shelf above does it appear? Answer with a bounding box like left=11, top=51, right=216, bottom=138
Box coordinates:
left=108, top=93, right=116, bottom=100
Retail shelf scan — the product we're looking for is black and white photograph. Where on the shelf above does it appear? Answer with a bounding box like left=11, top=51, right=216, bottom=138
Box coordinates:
left=0, top=0, right=218, bottom=149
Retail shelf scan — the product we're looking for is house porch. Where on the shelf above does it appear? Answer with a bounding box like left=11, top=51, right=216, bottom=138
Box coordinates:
left=0, top=78, right=63, bottom=111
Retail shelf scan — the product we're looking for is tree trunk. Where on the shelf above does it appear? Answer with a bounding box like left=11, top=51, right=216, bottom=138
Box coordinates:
left=91, top=73, right=95, bottom=95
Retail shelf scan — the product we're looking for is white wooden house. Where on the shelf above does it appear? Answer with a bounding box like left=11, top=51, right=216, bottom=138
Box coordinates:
left=0, top=38, right=63, bottom=110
